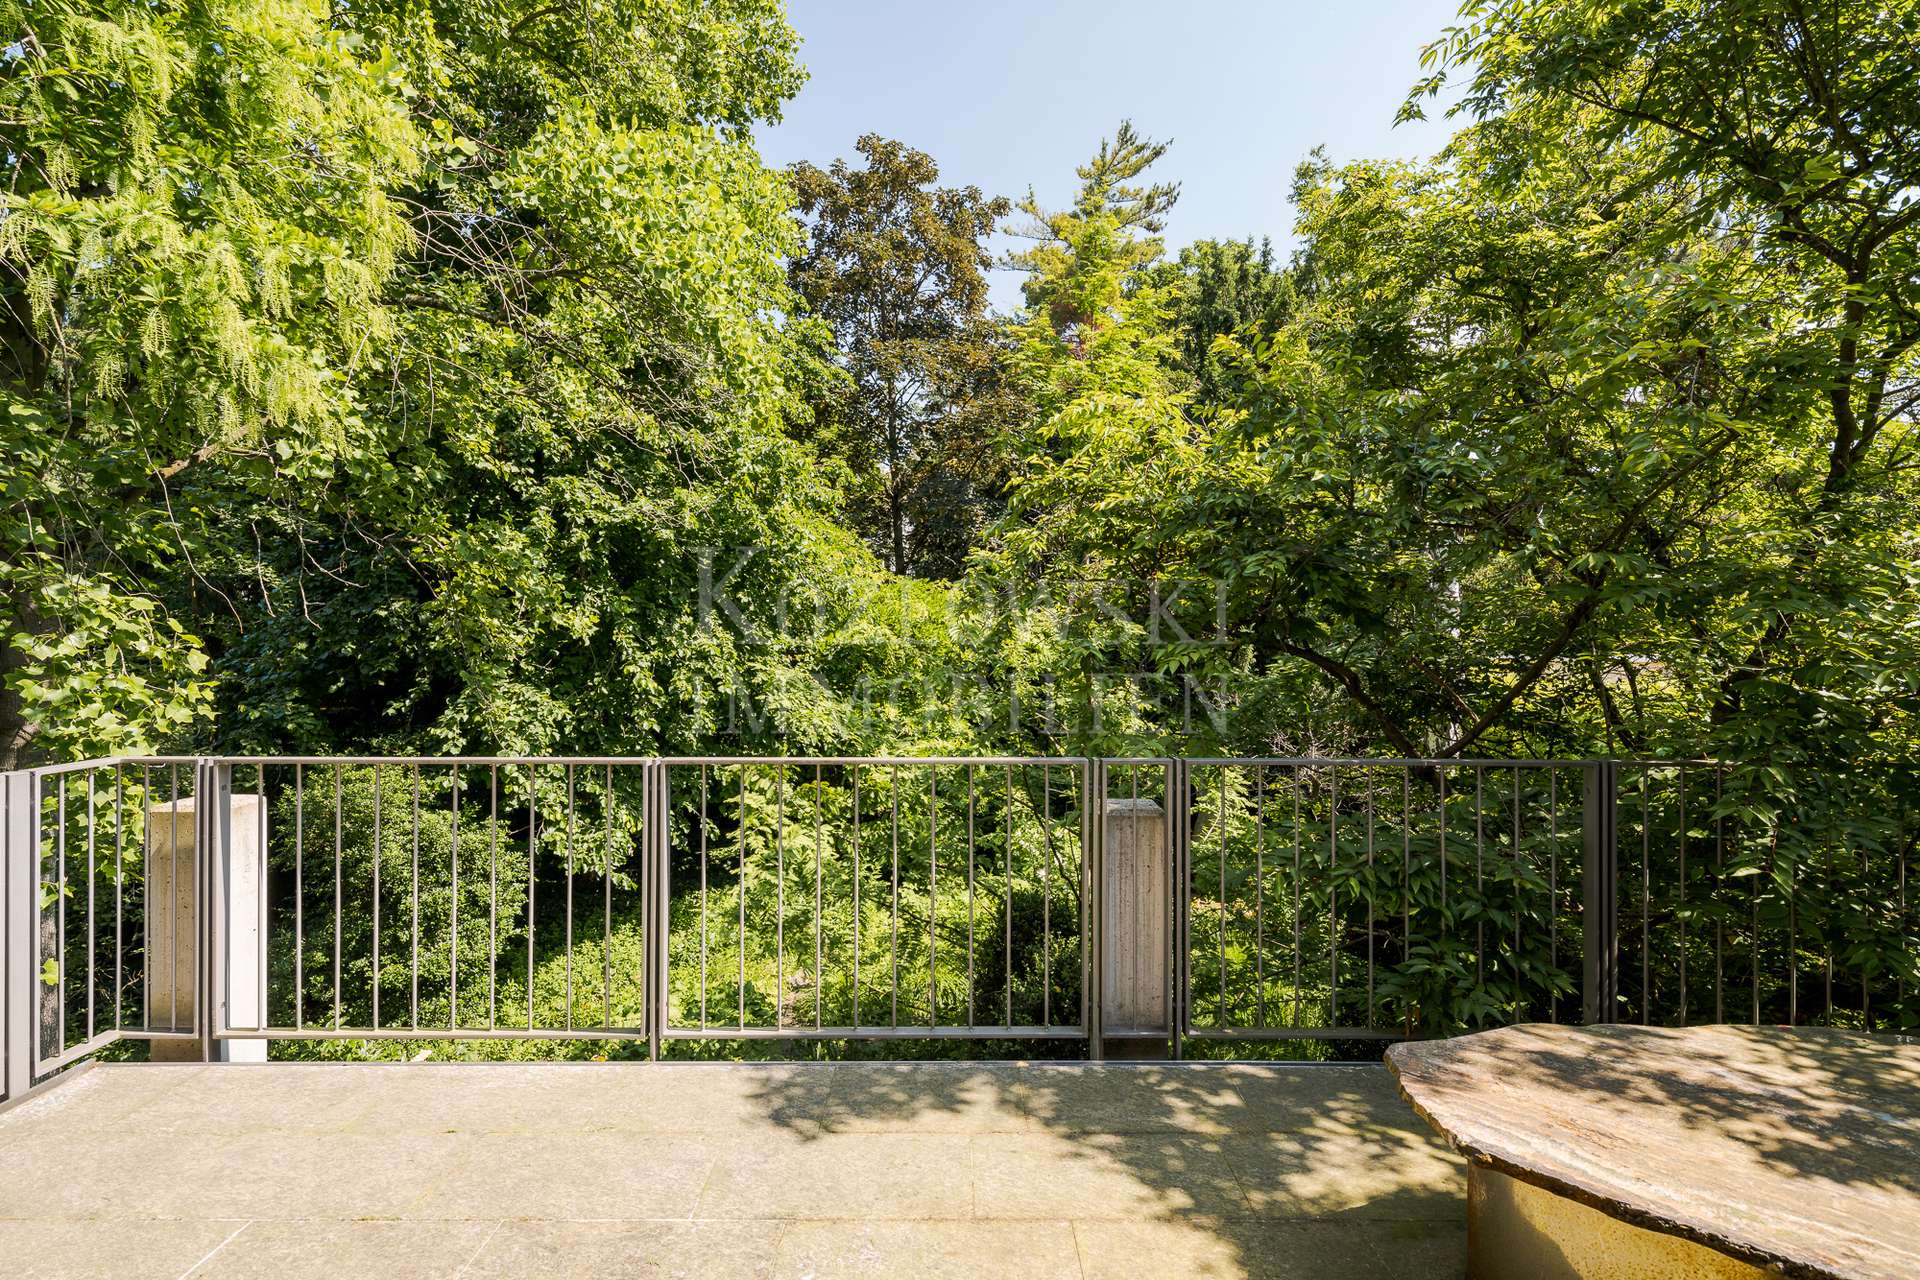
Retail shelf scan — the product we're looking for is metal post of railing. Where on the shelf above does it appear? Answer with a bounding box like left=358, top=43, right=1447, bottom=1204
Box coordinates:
left=198, top=758, right=229, bottom=1060
left=4, top=770, right=34, bottom=1101
left=646, top=760, right=666, bottom=1062
left=1582, top=760, right=1620, bottom=1025
left=1169, top=758, right=1188, bottom=1061
left=1085, top=758, right=1104, bottom=1061
left=641, top=760, right=653, bottom=1060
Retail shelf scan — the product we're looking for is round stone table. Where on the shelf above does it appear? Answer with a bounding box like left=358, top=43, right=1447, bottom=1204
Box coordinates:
left=1386, top=1024, right=1920, bottom=1280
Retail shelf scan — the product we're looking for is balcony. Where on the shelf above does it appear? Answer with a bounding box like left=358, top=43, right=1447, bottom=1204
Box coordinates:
left=0, top=1059, right=1461, bottom=1278
left=2, top=753, right=1912, bottom=1276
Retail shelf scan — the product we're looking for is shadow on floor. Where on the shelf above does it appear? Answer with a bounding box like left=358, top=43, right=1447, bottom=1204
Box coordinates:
left=739, top=1060, right=1466, bottom=1278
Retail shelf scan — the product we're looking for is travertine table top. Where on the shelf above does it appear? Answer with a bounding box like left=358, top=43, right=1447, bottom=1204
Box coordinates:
left=1387, top=1023, right=1920, bottom=1280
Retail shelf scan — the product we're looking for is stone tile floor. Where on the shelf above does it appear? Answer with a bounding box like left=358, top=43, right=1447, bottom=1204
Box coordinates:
left=0, top=1061, right=1465, bottom=1278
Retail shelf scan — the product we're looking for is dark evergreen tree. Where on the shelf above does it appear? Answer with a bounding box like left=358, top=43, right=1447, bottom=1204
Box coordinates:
left=789, top=137, right=1019, bottom=578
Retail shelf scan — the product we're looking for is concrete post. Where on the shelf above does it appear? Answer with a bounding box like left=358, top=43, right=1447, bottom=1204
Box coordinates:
left=1101, top=797, right=1170, bottom=1058
left=146, top=791, right=267, bottom=1062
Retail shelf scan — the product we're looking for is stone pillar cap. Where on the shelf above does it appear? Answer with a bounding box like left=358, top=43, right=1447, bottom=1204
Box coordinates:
left=1104, top=797, right=1164, bottom=815
left=147, top=794, right=265, bottom=814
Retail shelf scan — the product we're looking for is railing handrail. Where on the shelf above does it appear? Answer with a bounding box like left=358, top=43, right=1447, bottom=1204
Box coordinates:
left=660, top=755, right=1081, bottom=766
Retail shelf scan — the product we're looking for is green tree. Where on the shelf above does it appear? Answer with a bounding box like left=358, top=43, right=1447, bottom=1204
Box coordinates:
left=1148, top=236, right=1295, bottom=404
left=1194, top=130, right=1812, bottom=758
left=975, top=18, right=1919, bottom=765
left=0, top=0, right=421, bottom=766
left=976, top=124, right=1200, bottom=752
left=1413, top=0, right=1920, bottom=758
left=788, top=136, right=1016, bottom=578
left=1006, top=121, right=1178, bottom=345
left=177, top=0, right=983, bottom=761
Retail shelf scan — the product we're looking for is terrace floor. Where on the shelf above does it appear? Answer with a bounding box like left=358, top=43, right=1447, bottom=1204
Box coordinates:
left=0, top=1060, right=1465, bottom=1279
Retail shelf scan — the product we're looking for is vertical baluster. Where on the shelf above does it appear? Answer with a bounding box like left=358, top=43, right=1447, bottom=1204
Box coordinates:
left=775, top=766, right=785, bottom=1031
left=1127, top=764, right=1141, bottom=1031
left=527, top=762, right=537, bottom=1031
left=372, top=764, right=381, bottom=1029
left=1714, top=766, right=1723, bottom=1026
left=738, top=765, right=747, bottom=1031
left=451, top=765, right=460, bottom=1030
left=293, top=765, right=302, bottom=1032
left=852, top=765, right=861, bottom=1029
left=815, top=765, right=824, bottom=1031
left=55, top=777, right=66, bottom=1052
left=1041, top=763, right=1051, bottom=1029
left=1861, top=822, right=1872, bottom=1028
left=140, top=764, right=153, bottom=1032
left=1402, top=769, right=1412, bottom=1036
left=1897, top=803, right=1907, bottom=1018
left=967, top=764, right=975, bottom=1028
left=1220, top=765, right=1229, bottom=1028
left=1788, top=836, right=1798, bottom=1026
left=1078, top=763, right=1091, bottom=1032
left=928, top=769, right=937, bottom=1029
left=168, top=765, right=180, bottom=1033
left=1329, top=766, right=1339, bottom=1026
left=891, top=766, right=900, bottom=1029
left=114, top=765, right=123, bottom=1032
left=334, top=765, right=344, bottom=1031
left=1474, top=766, right=1485, bottom=988
left=1291, top=764, right=1302, bottom=1028
left=489, top=765, right=498, bottom=1031
left=1641, top=768, right=1651, bottom=1024
left=1438, top=766, right=1449, bottom=941
left=565, top=764, right=574, bottom=1032
left=86, top=770, right=95, bottom=1044
left=1255, top=764, right=1266, bottom=1028
left=1754, top=817, right=1766, bottom=1026
left=604, top=764, right=613, bottom=1030
left=1511, top=765, right=1521, bottom=1019
left=1005, top=765, right=1015, bottom=1028
left=698, top=764, right=708, bottom=1030
left=1365, top=767, right=1375, bottom=1026
left=409, top=765, right=419, bottom=1030
left=258, top=765, right=268, bottom=1034
left=1825, top=827, right=1835, bottom=1025
left=1548, top=769, right=1559, bottom=1023
left=1678, top=766, right=1688, bottom=1026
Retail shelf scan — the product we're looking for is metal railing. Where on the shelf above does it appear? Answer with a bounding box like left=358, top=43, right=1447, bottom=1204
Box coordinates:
left=219, top=756, right=658, bottom=1049
left=1171, top=758, right=1590, bottom=1042
left=659, top=758, right=1090, bottom=1044
left=1608, top=759, right=1915, bottom=1029
left=4, top=753, right=1914, bottom=1096
left=4, top=758, right=209, bottom=1100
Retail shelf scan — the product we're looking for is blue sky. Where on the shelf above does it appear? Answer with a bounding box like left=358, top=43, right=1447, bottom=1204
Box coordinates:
left=756, top=0, right=1469, bottom=310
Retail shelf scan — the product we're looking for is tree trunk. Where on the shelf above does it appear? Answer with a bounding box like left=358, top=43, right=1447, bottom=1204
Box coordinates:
left=0, top=582, right=36, bottom=771
left=889, top=485, right=907, bottom=576
left=38, top=909, right=60, bottom=1069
